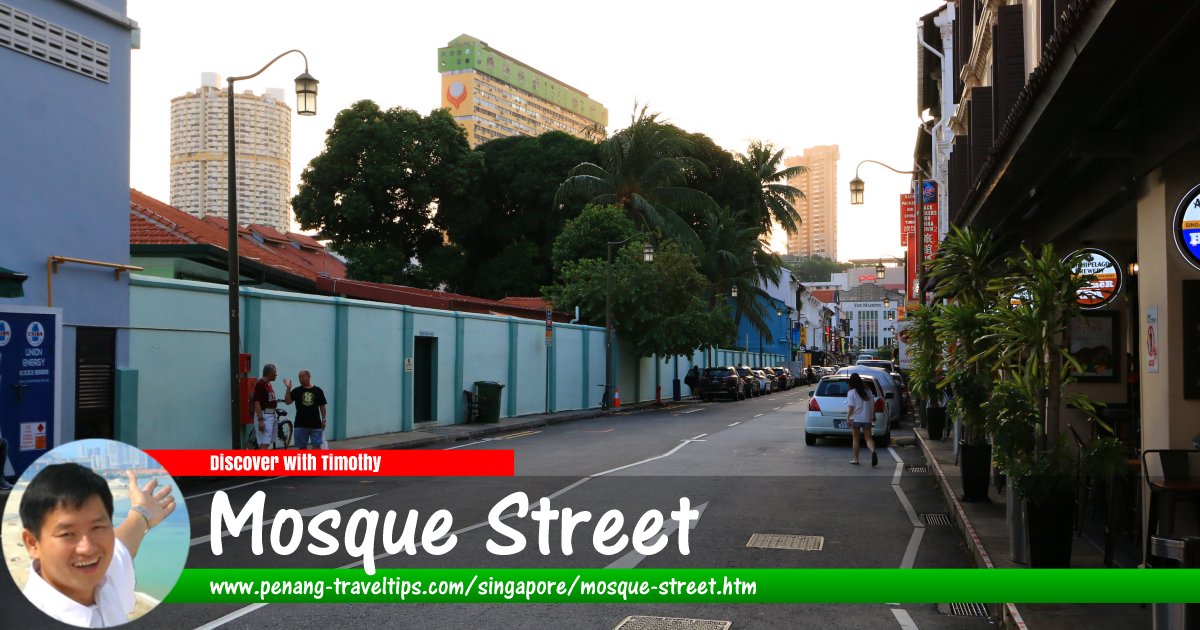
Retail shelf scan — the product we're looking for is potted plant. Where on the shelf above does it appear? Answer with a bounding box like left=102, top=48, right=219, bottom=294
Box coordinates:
left=907, top=302, right=945, bottom=440
left=927, top=226, right=1010, bottom=502
left=981, top=243, right=1125, bottom=567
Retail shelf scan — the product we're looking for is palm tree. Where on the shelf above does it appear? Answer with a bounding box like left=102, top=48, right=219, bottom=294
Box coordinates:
left=736, top=140, right=807, bottom=234
left=554, top=106, right=719, bottom=251
left=694, top=205, right=783, bottom=340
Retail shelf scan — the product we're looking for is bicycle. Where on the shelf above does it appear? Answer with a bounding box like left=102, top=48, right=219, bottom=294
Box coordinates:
left=242, top=409, right=292, bottom=450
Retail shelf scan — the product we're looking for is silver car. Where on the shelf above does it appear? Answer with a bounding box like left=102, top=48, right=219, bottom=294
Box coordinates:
left=836, top=365, right=903, bottom=427
left=804, top=374, right=890, bottom=446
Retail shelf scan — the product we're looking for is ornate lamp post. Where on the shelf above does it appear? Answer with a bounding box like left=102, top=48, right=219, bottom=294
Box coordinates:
left=604, top=235, right=653, bottom=410
left=227, top=50, right=317, bottom=448
left=851, top=160, right=929, bottom=305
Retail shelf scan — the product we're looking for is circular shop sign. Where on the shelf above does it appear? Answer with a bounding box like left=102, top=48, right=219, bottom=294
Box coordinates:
left=1071, top=248, right=1123, bottom=309
left=1175, top=182, right=1200, bottom=271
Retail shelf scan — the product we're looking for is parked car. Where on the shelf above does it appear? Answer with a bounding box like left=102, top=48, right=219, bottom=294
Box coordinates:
left=752, top=368, right=774, bottom=394
left=698, top=366, right=745, bottom=401
left=736, top=365, right=761, bottom=397
left=836, top=365, right=903, bottom=427
left=856, top=360, right=911, bottom=416
left=804, top=374, right=890, bottom=446
left=857, top=353, right=875, bottom=362
left=770, top=367, right=792, bottom=390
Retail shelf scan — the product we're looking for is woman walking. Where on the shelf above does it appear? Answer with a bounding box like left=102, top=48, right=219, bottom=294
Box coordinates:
left=846, top=373, right=878, bottom=467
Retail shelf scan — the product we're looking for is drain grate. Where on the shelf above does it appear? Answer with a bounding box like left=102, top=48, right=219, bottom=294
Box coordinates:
left=920, top=513, right=953, bottom=526
left=746, top=533, right=824, bottom=551
left=905, top=465, right=928, bottom=473
left=948, top=603, right=990, bottom=618
left=613, top=616, right=732, bottom=630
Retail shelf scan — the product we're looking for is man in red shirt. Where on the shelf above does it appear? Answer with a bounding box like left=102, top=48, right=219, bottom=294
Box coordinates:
left=252, top=364, right=291, bottom=448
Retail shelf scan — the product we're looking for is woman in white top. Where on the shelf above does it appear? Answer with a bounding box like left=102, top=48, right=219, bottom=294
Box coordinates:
left=845, top=373, right=878, bottom=467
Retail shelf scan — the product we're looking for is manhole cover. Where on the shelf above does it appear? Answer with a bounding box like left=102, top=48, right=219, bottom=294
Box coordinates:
left=921, top=513, right=953, bottom=526
left=613, top=616, right=732, bottom=630
left=948, top=603, right=990, bottom=618
left=906, top=465, right=928, bottom=473
left=746, top=533, right=824, bottom=551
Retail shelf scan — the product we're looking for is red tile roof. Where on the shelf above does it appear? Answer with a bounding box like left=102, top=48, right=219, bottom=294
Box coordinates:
left=810, top=289, right=838, bottom=304
left=129, top=189, right=346, bottom=282
left=498, top=297, right=550, bottom=311
left=313, top=278, right=570, bottom=322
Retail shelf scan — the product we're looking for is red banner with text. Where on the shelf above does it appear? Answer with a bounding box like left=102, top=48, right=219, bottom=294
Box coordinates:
left=900, top=193, right=915, bottom=247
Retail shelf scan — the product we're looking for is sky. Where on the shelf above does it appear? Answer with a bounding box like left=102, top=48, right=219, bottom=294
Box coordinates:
left=127, top=0, right=943, bottom=263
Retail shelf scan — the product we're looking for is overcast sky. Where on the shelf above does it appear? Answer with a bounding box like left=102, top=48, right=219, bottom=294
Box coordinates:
left=127, top=0, right=942, bottom=262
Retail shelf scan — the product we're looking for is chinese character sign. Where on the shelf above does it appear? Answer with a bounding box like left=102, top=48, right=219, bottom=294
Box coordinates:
left=900, top=194, right=915, bottom=247
left=921, top=180, right=940, bottom=262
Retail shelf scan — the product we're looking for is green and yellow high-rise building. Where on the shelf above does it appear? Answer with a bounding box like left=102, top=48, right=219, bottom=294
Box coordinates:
left=438, top=34, right=608, bottom=147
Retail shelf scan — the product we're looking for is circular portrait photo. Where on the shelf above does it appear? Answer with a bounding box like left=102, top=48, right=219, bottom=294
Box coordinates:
left=3, top=439, right=188, bottom=627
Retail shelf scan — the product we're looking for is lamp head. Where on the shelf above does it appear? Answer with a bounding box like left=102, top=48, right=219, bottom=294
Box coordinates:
left=294, top=71, right=318, bottom=115
left=642, top=242, right=654, bottom=263
left=849, top=177, right=864, bottom=205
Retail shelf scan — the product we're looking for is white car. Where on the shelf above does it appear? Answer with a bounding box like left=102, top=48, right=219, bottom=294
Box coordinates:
left=804, top=374, right=890, bottom=446
left=836, top=365, right=903, bottom=427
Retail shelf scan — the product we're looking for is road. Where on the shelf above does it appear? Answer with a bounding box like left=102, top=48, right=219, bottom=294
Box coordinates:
left=0, top=384, right=992, bottom=629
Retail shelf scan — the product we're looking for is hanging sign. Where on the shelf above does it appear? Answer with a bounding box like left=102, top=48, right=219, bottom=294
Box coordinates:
left=1146, top=305, right=1159, bottom=373
left=900, top=194, right=915, bottom=247
left=1175, top=183, right=1200, bottom=271
left=920, top=180, right=940, bottom=262
left=1070, top=248, right=1122, bottom=309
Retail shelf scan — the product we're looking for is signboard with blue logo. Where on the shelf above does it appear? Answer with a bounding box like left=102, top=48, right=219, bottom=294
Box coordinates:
left=1175, top=183, right=1200, bottom=271
left=0, top=306, right=62, bottom=480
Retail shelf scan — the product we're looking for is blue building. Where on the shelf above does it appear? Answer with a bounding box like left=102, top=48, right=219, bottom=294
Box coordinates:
left=0, top=0, right=139, bottom=475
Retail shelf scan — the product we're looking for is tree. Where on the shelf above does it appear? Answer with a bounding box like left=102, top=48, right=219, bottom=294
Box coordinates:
left=551, top=205, right=639, bottom=273
left=693, top=205, right=783, bottom=341
left=554, top=106, right=719, bottom=251
left=788, top=254, right=850, bottom=281
left=543, top=240, right=731, bottom=359
left=737, top=140, right=807, bottom=234
left=431, top=131, right=597, bottom=297
left=291, top=100, right=479, bottom=286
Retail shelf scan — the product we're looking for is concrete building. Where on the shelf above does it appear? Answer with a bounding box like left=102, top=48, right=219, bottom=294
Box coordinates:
left=836, top=282, right=903, bottom=352
left=170, top=73, right=293, bottom=233
left=785, top=145, right=840, bottom=259
left=0, top=0, right=139, bottom=477
left=438, top=34, right=607, bottom=148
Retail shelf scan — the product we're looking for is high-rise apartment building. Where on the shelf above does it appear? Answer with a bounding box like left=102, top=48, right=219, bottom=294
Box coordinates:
left=438, top=34, right=607, bottom=148
left=170, top=73, right=293, bottom=233
left=785, top=145, right=840, bottom=259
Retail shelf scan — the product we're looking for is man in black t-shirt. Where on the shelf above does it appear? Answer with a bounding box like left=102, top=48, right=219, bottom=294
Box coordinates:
left=284, top=370, right=328, bottom=450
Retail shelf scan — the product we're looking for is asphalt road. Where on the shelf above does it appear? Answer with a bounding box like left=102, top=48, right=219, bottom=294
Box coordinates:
left=1, top=385, right=992, bottom=629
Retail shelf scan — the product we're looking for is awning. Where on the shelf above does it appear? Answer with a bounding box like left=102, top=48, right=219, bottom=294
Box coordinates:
left=0, top=265, right=28, bottom=298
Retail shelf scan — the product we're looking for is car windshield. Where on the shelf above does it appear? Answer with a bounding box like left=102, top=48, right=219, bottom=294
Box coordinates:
left=703, top=367, right=731, bottom=377
left=736, top=367, right=752, bottom=376
left=816, top=379, right=850, bottom=397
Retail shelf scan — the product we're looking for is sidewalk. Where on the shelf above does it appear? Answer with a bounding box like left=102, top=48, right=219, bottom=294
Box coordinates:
left=914, top=429, right=1151, bottom=629
left=326, top=399, right=683, bottom=451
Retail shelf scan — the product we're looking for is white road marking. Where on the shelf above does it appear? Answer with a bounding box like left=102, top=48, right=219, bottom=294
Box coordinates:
left=691, top=433, right=708, bottom=440
left=891, top=484, right=923, bottom=529
left=888, top=446, right=903, bottom=463
left=193, top=604, right=269, bottom=630
left=185, top=477, right=283, bottom=499
left=728, top=422, right=741, bottom=427
left=773, top=407, right=781, bottom=411
left=606, top=502, right=708, bottom=569
left=753, top=414, right=764, bottom=418
left=892, top=462, right=904, bottom=486
left=891, top=607, right=920, bottom=629
left=676, top=408, right=703, bottom=414
left=190, top=494, right=377, bottom=546
left=899, top=527, right=926, bottom=569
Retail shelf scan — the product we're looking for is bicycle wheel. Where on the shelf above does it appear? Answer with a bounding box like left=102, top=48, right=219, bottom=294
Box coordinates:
left=243, top=425, right=258, bottom=450
left=277, top=421, right=293, bottom=450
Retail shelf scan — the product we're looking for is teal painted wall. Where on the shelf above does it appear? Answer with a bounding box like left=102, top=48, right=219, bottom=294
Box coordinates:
left=124, top=277, right=766, bottom=447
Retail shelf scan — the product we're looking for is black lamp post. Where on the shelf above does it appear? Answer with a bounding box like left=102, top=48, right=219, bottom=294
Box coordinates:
left=851, top=159, right=929, bottom=306
left=604, top=234, right=654, bottom=410
left=227, top=50, right=317, bottom=448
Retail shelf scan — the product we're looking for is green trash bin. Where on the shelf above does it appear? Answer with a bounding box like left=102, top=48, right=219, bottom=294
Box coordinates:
left=474, top=381, right=504, bottom=423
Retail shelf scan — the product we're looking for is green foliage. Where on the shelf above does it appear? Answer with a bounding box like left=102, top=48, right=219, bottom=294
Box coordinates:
left=292, top=101, right=479, bottom=286
left=543, top=240, right=732, bottom=358
left=432, top=131, right=598, bottom=297
left=736, top=140, right=806, bottom=234
left=693, top=205, right=782, bottom=340
left=554, top=106, right=716, bottom=252
left=551, top=205, right=639, bottom=272
left=788, top=255, right=851, bottom=282
left=906, top=303, right=941, bottom=404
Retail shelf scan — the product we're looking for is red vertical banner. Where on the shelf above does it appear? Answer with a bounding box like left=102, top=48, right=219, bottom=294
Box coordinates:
left=907, top=231, right=918, bottom=301
left=900, top=193, right=915, bottom=247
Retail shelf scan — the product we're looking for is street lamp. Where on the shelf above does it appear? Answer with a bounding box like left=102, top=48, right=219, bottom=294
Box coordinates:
left=851, top=159, right=928, bottom=306
left=731, top=285, right=738, bottom=298
left=605, top=233, right=654, bottom=410
left=226, top=50, right=317, bottom=448
left=883, top=296, right=891, bottom=309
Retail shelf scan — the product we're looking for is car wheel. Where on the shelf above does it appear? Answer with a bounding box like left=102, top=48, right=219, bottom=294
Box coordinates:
left=805, top=432, right=816, bottom=446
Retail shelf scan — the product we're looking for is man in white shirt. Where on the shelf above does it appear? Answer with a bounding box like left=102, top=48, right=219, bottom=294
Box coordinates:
left=18, top=463, right=176, bottom=628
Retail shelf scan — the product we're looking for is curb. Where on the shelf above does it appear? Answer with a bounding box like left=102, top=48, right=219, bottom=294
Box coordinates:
left=914, top=429, right=1028, bottom=630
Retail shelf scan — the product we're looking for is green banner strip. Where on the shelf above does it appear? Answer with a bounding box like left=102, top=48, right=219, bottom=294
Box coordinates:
left=166, top=568, right=1200, bottom=604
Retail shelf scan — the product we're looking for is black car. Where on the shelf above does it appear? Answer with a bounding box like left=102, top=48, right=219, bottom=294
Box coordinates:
left=698, top=366, right=745, bottom=401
